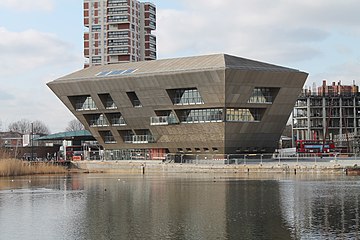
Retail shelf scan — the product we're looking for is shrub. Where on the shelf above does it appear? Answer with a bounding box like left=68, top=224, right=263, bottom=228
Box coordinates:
left=0, top=158, right=66, bottom=177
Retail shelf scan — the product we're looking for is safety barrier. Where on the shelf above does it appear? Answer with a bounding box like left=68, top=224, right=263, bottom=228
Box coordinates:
left=163, top=152, right=360, bottom=165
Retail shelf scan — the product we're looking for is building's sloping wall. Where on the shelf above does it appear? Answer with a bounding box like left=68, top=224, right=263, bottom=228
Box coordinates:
left=224, top=68, right=308, bottom=153
left=48, top=54, right=308, bottom=154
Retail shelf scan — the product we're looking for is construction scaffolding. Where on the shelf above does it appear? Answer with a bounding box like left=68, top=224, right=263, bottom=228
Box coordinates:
left=293, top=80, right=359, bottom=152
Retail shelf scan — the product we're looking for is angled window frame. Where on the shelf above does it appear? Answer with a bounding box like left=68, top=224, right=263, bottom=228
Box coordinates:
left=69, top=95, right=98, bottom=111
left=126, top=91, right=142, bottom=107
left=247, top=87, right=280, bottom=104
left=225, top=108, right=265, bottom=122
left=98, top=93, right=117, bottom=109
left=167, top=88, right=204, bottom=105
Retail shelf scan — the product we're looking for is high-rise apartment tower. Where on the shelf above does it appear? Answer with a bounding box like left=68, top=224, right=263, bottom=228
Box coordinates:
left=84, top=0, right=156, bottom=67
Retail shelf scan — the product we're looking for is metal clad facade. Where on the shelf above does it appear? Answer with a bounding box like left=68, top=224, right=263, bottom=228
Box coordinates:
left=48, top=54, right=308, bottom=154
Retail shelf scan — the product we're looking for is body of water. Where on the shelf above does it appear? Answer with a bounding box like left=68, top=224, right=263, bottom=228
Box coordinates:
left=0, top=173, right=359, bottom=240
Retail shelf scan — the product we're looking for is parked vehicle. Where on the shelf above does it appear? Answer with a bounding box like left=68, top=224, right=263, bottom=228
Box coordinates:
left=296, top=140, right=335, bottom=154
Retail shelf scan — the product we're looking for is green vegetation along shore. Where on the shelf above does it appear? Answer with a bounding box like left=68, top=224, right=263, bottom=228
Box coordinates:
left=0, top=158, right=67, bottom=177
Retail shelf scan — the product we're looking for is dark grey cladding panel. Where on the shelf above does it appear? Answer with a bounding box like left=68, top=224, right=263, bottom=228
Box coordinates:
left=224, top=70, right=308, bottom=104
left=225, top=132, right=279, bottom=148
left=223, top=68, right=308, bottom=152
left=110, top=91, right=134, bottom=108
left=226, top=70, right=307, bottom=90
left=138, top=89, right=173, bottom=107
left=224, top=54, right=301, bottom=72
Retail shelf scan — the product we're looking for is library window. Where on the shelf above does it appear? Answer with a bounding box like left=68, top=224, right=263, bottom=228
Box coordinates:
left=226, top=108, right=264, bottom=122
left=178, top=108, right=223, bottom=123
left=167, top=88, right=204, bottom=105
left=248, top=87, right=279, bottom=104
left=69, top=95, right=98, bottom=111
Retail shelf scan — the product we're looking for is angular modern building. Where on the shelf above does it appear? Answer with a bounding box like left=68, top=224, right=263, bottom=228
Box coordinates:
left=83, top=0, right=156, bottom=67
left=48, top=54, right=308, bottom=159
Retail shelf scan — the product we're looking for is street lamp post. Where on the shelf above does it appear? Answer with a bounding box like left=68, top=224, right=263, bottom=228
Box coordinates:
left=31, top=122, right=34, bottom=161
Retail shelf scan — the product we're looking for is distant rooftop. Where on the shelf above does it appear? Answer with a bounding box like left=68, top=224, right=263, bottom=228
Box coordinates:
left=301, top=80, right=359, bottom=97
left=34, top=130, right=95, bottom=141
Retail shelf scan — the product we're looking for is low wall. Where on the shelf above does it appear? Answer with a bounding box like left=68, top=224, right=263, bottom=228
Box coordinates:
left=71, top=160, right=348, bottom=175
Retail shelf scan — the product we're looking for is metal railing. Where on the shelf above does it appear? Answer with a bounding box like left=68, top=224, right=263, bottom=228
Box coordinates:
left=73, top=150, right=360, bottom=164
left=150, top=116, right=178, bottom=125
left=163, top=152, right=360, bottom=165
left=123, top=135, right=155, bottom=143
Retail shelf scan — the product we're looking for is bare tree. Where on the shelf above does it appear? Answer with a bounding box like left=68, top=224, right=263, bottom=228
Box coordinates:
left=8, top=119, right=50, bottom=135
left=32, top=120, right=50, bottom=135
left=8, top=119, right=30, bottom=134
left=65, top=119, right=85, bottom=132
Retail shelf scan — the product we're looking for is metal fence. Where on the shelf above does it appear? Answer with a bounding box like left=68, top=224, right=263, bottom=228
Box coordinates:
left=163, top=152, right=360, bottom=165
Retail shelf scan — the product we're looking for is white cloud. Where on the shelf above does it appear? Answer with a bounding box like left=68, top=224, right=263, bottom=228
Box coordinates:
left=0, top=89, right=14, bottom=100
left=0, top=74, right=76, bottom=133
left=8, top=90, right=73, bottom=133
left=0, top=27, right=82, bottom=133
left=320, top=60, right=360, bottom=84
left=0, top=0, right=54, bottom=11
left=157, top=0, right=360, bottom=65
left=304, top=59, right=360, bottom=92
left=0, top=27, right=80, bottom=76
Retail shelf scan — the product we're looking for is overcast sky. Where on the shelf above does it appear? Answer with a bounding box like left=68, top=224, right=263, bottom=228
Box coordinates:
left=0, top=0, right=359, bottom=133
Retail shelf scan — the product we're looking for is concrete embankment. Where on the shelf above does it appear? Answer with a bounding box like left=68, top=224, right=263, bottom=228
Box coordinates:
left=71, top=160, right=360, bottom=175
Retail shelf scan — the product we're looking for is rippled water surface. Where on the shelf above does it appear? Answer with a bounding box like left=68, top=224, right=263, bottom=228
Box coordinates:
left=0, top=173, right=359, bottom=240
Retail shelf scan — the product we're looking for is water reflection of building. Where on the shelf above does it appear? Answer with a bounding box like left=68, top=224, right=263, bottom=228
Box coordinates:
left=81, top=176, right=294, bottom=239
left=226, top=180, right=292, bottom=239
left=81, top=176, right=228, bottom=239
left=279, top=178, right=360, bottom=239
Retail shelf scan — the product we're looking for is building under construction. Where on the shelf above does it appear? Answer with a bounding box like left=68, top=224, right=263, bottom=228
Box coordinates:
left=293, top=80, right=360, bottom=152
